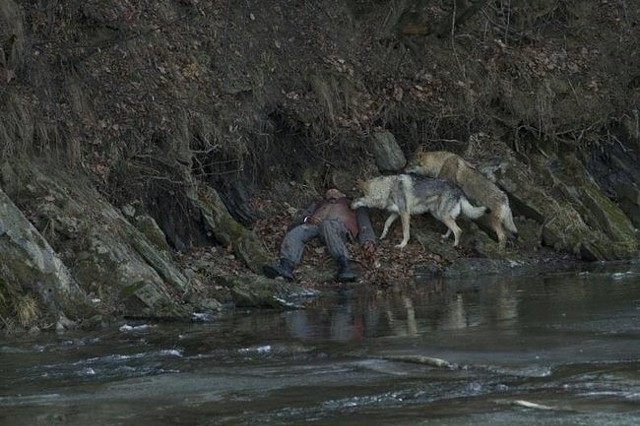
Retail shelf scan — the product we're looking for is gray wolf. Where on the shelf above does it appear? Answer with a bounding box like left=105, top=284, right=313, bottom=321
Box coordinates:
left=405, top=150, right=518, bottom=248
left=351, top=174, right=488, bottom=248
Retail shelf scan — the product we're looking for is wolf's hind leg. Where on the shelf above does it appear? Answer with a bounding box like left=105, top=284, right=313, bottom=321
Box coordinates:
left=491, top=213, right=507, bottom=249
left=395, top=212, right=411, bottom=249
left=380, top=213, right=398, bottom=240
left=442, top=216, right=462, bottom=246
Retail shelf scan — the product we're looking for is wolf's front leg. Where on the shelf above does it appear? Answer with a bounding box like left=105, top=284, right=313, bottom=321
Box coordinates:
left=380, top=213, right=398, bottom=240
left=395, top=212, right=411, bottom=249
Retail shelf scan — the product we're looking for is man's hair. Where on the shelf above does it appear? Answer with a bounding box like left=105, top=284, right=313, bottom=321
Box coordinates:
left=325, top=188, right=346, bottom=200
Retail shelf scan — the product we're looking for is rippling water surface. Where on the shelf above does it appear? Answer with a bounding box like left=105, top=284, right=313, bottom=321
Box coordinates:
left=2, top=261, right=640, bottom=425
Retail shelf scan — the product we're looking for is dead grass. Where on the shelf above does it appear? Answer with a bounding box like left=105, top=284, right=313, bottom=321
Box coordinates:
left=15, top=294, right=40, bottom=327
left=0, top=94, right=33, bottom=159
left=0, top=283, right=41, bottom=330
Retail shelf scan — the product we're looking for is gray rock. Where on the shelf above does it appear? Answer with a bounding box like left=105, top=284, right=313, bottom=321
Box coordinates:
left=0, top=187, right=91, bottom=325
left=371, top=131, right=406, bottom=172
left=1, top=162, right=192, bottom=320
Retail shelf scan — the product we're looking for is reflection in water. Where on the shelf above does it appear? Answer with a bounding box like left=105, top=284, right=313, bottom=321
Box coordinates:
left=281, top=274, right=525, bottom=341
left=444, top=293, right=467, bottom=330
left=2, top=262, right=640, bottom=426
left=496, top=282, right=519, bottom=325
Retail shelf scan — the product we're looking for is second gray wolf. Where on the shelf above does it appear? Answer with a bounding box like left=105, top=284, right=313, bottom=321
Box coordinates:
left=405, top=150, right=518, bottom=248
left=351, top=174, right=488, bottom=248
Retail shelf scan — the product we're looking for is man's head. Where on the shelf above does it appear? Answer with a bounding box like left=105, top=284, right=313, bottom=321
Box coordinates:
left=325, top=188, right=346, bottom=200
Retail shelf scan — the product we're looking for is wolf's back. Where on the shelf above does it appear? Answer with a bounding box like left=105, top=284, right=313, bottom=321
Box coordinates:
left=408, top=173, right=457, bottom=197
left=439, top=156, right=508, bottom=210
left=406, top=151, right=456, bottom=177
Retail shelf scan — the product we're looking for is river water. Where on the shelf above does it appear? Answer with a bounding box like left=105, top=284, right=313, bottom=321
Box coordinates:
left=2, top=261, right=640, bottom=425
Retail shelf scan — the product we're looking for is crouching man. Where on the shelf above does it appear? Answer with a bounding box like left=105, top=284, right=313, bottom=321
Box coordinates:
left=263, top=188, right=376, bottom=282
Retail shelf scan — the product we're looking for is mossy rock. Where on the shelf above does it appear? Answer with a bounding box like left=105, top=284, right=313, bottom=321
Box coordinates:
left=193, top=184, right=272, bottom=273
left=219, top=274, right=319, bottom=309
left=495, top=149, right=638, bottom=260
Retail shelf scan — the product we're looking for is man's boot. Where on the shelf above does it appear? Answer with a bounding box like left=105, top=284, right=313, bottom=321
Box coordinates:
left=336, top=255, right=358, bottom=282
left=263, top=258, right=294, bottom=281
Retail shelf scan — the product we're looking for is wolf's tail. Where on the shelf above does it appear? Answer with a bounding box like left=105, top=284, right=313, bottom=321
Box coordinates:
left=501, top=205, right=518, bottom=234
left=460, top=197, right=488, bottom=219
